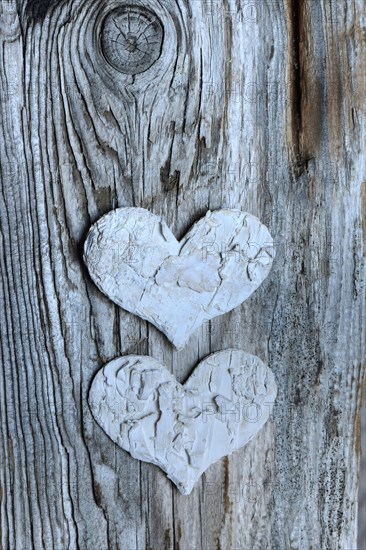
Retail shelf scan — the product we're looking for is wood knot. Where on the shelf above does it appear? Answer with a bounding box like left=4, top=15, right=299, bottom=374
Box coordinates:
left=101, top=5, right=164, bottom=75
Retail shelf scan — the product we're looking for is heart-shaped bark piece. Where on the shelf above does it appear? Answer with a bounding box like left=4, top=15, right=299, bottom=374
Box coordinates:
left=84, top=208, right=275, bottom=348
left=89, top=350, right=277, bottom=495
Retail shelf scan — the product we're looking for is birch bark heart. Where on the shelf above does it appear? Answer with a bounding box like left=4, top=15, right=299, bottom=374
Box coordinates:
left=89, top=350, right=277, bottom=495
left=84, top=208, right=274, bottom=348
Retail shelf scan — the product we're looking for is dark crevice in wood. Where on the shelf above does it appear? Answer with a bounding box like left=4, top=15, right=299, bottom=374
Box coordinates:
left=24, top=0, right=60, bottom=21
left=160, top=166, right=180, bottom=194
left=288, top=0, right=322, bottom=176
left=288, top=0, right=309, bottom=178
left=223, top=456, right=230, bottom=515
left=290, top=0, right=302, bottom=143
left=160, top=123, right=181, bottom=195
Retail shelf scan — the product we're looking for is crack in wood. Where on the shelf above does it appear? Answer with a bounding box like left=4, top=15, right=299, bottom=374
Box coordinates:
left=24, top=0, right=60, bottom=21
left=290, top=0, right=302, bottom=144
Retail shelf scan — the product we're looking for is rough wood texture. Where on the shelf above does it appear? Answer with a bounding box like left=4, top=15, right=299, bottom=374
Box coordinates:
left=0, top=0, right=365, bottom=549
left=360, top=390, right=366, bottom=548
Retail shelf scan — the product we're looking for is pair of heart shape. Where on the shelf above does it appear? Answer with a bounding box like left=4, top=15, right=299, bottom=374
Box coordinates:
left=85, top=207, right=277, bottom=495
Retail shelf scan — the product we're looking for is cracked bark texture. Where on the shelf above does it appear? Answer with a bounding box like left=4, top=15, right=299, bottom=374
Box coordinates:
left=0, top=0, right=365, bottom=549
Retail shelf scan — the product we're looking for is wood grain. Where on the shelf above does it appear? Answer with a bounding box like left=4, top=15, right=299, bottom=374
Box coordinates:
left=0, top=0, right=365, bottom=548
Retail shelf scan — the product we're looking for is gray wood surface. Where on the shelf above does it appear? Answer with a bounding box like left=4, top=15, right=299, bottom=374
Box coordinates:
left=0, top=0, right=365, bottom=549
left=360, top=390, right=366, bottom=549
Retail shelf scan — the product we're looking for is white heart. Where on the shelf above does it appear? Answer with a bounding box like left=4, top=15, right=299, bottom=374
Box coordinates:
left=89, top=350, right=277, bottom=495
left=84, top=208, right=275, bottom=348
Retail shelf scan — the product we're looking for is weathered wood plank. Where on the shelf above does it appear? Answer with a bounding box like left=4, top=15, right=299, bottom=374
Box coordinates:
left=0, top=0, right=365, bottom=549
left=359, top=389, right=366, bottom=549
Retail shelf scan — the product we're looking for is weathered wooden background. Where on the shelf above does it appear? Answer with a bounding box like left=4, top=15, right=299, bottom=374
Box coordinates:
left=1, top=0, right=365, bottom=549
left=360, top=393, right=366, bottom=549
